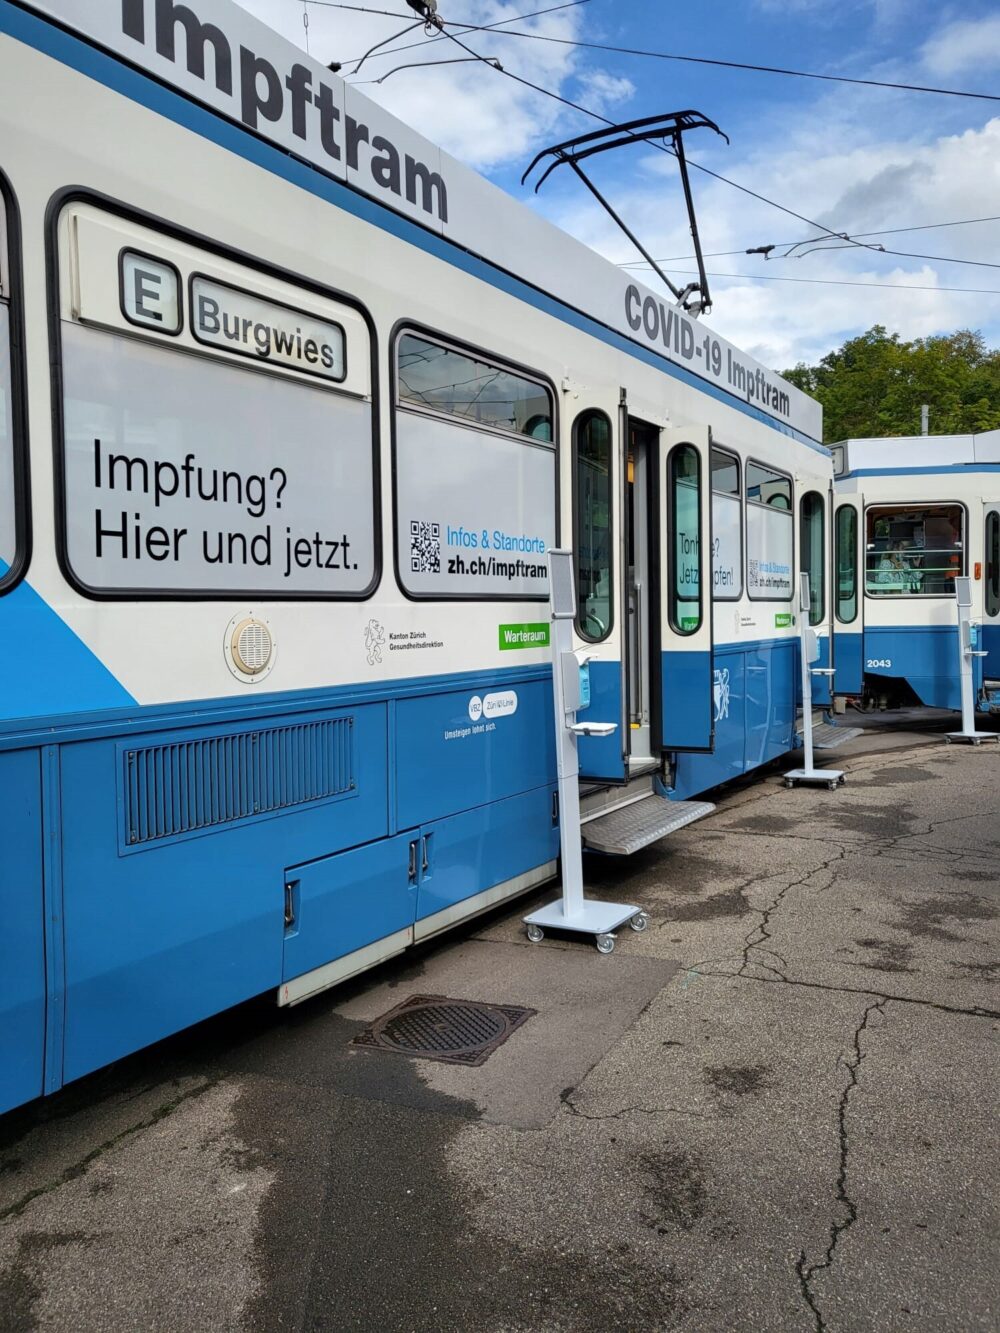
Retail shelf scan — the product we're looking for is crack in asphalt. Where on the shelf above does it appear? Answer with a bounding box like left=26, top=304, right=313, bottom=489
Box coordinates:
left=684, top=847, right=850, bottom=985
left=0, top=1079, right=219, bottom=1223
left=559, top=1090, right=716, bottom=1123
left=692, top=969, right=1000, bottom=1022
left=723, top=824, right=997, bottom=873
left=795, top=996, right=889, bottom=1333
left=738, top=848, right=848, bottom=981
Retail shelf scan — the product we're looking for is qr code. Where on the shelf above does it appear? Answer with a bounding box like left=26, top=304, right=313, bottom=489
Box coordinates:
left=410, top=520, right=441, bottom=573
left=748, top=558, right=759, bottom=584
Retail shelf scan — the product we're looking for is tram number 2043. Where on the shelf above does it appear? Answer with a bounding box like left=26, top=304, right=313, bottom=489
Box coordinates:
left=865, top=658, right=893, bottom=670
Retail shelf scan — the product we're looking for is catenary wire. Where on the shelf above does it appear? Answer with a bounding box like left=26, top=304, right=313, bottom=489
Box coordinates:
left=308, top=7, right=1000, bottom=275
left=641, top=268, right=1000, bottom=296
left=325, top=0, right=591, bottom=69
left=616, top=216, right=1000, bottom=268
left=457, top=60, right=1000, bottom=270
left=307, top=1, right=1000, bottom=103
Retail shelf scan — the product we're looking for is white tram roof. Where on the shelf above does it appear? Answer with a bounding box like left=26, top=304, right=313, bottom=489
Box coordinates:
left=23, top=0, right=822, bottom=443
left=833, top=430, right=1000, bottom=475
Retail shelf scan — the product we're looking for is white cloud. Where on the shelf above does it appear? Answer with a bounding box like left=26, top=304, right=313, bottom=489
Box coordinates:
left=921, top=15, right=1000, bottom=77
left=574, top=70, right=636, bottom=115
left=232, top=0, right=626, bottom=170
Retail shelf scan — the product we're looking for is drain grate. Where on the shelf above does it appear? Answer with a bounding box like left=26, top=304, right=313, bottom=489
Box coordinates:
left=352, top=994, right=536, bottom=1067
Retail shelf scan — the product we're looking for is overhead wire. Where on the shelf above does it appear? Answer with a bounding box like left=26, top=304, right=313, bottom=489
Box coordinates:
left=330, top=1, right=591, bottom=71
left=429, top=42, right=1000, bottom=272
left=640, top=269, right=1000, bottom=296
left=616, top=216, right=1000, bottom=268
left=305, top=3, right=1000, bottom=279
left=306, top=1, right=1000, bottom=103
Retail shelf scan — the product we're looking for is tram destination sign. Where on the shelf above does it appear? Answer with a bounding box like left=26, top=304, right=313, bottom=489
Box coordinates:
left=26, top=0, right=821, bottom=440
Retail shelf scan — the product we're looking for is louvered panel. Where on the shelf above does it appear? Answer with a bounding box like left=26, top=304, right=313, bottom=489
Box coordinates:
left=123, top=717, right=355, bottom=847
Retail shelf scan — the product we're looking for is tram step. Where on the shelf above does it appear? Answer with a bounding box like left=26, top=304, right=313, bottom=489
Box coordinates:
left=581, top=795, right=714, bottom=856
left=811, top=721, right=863, bottom=750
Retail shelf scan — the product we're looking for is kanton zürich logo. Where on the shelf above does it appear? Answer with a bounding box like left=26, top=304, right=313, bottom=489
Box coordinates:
left=119, top=0, right=449, bottom=222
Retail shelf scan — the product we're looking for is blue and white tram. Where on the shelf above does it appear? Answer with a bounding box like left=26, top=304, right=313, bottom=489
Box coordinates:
left=832, top=432, right=1000, bottom=713
left=0, top=0, right=830, bottom=1114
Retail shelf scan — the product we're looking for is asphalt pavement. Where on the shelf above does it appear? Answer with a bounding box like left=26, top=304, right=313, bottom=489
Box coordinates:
left=1, top=716, right=997, bottom=1332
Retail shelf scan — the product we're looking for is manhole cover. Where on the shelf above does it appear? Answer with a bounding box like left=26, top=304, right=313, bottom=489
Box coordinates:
left=352, top=994, right=535, bottom=1067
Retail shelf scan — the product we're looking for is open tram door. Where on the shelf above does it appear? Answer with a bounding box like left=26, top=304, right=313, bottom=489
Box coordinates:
left=574, top=414, right=717, bottom=854
left=576, top=414, right=714, bottom=788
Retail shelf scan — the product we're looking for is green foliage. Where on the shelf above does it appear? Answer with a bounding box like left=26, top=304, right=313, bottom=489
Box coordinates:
left=782, top=325, right=1000, bottom=443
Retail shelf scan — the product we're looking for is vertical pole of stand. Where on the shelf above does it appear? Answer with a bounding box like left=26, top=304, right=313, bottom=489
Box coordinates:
left=956, top=581, right=975, bottom=736
left=798, top=572, right=815, bottom=774
left=549, top=554, right=584, bottom=918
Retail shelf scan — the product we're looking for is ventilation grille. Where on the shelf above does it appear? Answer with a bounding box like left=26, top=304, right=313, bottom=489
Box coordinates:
left=124, top=717, right=354, bottom=847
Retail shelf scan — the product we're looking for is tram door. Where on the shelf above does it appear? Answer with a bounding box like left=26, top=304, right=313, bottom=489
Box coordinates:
left=653, top=425, right=715, bottom=753
left=626, top=421, right=655, bottom=766
left=984, top=503, right=1000, bottom=682
left=833, top=498, right=864, bottom=694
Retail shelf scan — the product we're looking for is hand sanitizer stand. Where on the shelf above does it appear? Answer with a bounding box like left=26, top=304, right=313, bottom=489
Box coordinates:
left=946, top=576, right=998, bottom=745
left=784, top=573, right=845, bottom=790
left=523, top=550, right=649, bottom=954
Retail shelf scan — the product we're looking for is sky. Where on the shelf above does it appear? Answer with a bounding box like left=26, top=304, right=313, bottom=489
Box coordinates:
left=233, top=0, right=1000, bottom=372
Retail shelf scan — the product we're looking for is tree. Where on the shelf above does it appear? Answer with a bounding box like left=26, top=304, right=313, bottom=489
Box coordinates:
left=782, top=325, right=1000, bottom=443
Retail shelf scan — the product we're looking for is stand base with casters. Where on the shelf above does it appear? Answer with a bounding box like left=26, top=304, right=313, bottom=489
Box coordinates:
left=524, top=902, right=649, bottom=953
left=945, top=732, right=999, bottom=746
left=783, top=768, right=845, bottom=791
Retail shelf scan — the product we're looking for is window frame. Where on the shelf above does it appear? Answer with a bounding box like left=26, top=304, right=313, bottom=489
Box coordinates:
left=709, top=444, right=742, bottom=603
left=394, top=327, right=554, bottom=447
left=862, top=500, right=968, bottom=601
left=389, top=318, right=559, bottom=604
left=0, top=167, right=30, bottom=597
left=744, top=456, right=794, bottom=603
left=799, top=489, right=826, bottom=627
left=834, top=503, right=859, bottom=625
left=666, top=441, right=704, bottom=636
left=572, top=408, right=614, bottom=643
left=47, top=187, right=381, bottom=603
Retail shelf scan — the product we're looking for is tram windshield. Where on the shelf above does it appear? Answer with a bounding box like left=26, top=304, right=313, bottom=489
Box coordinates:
left=865, top=503, right=964, bottom=596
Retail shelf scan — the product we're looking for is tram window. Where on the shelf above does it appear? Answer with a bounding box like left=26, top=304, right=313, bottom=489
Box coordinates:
left=711, top=446, right=741, bottom=600
left=669, top=444, right=702, bottom=634
left=745, top=460, right=793, bottom=601
left=394, top=330, right=555, bottom=599
left=746, top=461, right=791, bottom=510
left=800, top=491, right=825, bottom=626
left=397, top=332, right=552, bottom=441
left=56, top=206, right=377, bottom=599
left=865, top=503, right=964, bottom=597
left=574, top=411, right=613, bottom=641
left=0, top=304, right=15, bottom=582
left=987, top=511, right=1000, bottom=618
left=0, top=186, right=22, bottom=592
left=835, top=505, right=858, bottom=624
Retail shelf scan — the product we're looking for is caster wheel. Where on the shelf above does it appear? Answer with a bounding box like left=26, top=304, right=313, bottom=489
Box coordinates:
left=827, top=780, right=838, bottom=791
left=595, top=934, right=615, bottom=954
left=629, top=912, right=649, bottom=933
left=526, top=924, right=544, bottom=943
left=839, top=776, right=847, bottom=787
left=784, top=779, right=794, bottom=789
